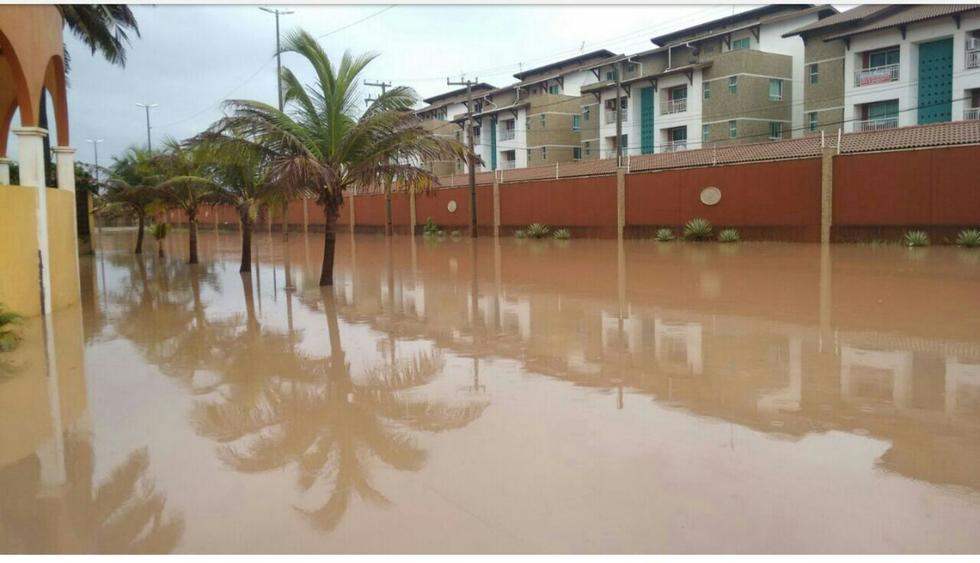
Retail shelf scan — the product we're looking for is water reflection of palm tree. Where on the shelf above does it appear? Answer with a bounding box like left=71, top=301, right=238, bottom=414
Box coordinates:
left=192, top=290, right=487, bottom=532
left=0, top=434, right=183, bottom=553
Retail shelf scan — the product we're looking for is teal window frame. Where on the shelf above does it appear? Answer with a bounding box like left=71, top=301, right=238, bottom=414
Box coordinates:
left=573, top=147, right=582, bottom=160
left=729, top=76, right=738, bottom=94
left=769, top=121, right=783, bottom=140
left=768, top=79, right=783, bottom=101
left=584, top=141, right=591, bottom=156
left=572, top=115, right=581, bottom=131
left=548, top=84, right=560, bottom=95
left=703, top=81, right=710, bottom=99
left=702, top=124, right=710, bottom=141
left=809, top=63, right=819, bottom=84
left=583, top=107, right=591, bottom=121
left=729, top=120, right=737, bottom=138
left=808, top=112, right=818, bottom=132
left=732, top=37, right=750, bottom=50
left=540, top=114, right=546, bottom=128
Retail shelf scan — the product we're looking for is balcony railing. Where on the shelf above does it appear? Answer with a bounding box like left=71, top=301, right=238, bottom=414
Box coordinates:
left=500, top=160, right=516, bottom=170
left=967, top=50, right=980, bottom=69
left=856, top=117, right=898, bottom=131
left=604, top=109, right=627, bottom=124
left=966, top=107, right=980, bottom=120
left=662, top=98, right=687, bottom=115
left=854, top=64, right=900, bottom=87
left=499, top=129, right=515, bottom=141
left=662, top=140, right=687, bottom=153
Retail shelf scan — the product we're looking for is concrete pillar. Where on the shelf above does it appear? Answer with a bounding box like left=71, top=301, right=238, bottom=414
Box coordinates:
left=0, top=157, right=12, bottom=184
left=492, top=177, right=501, bottom=238
left=616, top=167, right=626, bottom=239
left=303, top=198, right=309, bottom=233
left=820, top=146, right=834, bottom=244
left=15, top=127, right=53, bottom=315
left=409, top=189, right=417, bottom=236
left=52, top=146, right=76, bottom=192
left=349, top=193, right=356, bottom=233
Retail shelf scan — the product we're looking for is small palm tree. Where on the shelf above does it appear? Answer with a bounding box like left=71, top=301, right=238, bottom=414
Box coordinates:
left=149, top=223, right=168, bottom=258
left=153, top=138, right=217, bottom=264
left=212, top=30, right=465, bottom=286
left=104, top=146, right=159, bottom=254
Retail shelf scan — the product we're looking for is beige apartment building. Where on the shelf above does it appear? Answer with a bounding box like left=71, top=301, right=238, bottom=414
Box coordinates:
left=414, top=83, right=495, bottom=175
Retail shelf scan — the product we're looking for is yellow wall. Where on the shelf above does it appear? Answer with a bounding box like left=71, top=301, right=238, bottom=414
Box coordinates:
left=46, top=188, right=80, bottom=311
left=0, top=185, right=41, bottom=316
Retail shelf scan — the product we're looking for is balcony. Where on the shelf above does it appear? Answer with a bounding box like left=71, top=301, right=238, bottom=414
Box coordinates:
left=500, top=160, right=517, bottom=170
left=605, top=109, right=627, bottom=124
left=966, top=107, right=980, bottom=120
left=662, top=98, right=687, bottom=115
left=854, top=64, right=899, bottom=87
left=855, top=117, right=898, bottom=131
left=499, top=129, right=515, bottom=141
left=662, top=140, right=687, bottom=153
left=968, top=49, right=980, bottom=69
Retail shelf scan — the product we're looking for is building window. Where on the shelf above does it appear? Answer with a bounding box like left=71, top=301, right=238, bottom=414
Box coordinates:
left=768, top=79, right=783, bottom=101
left=859, top=99, right=899, bottom=130
left=540, top=114, right=547, bottom=128
left=702, top=124, right=710, bottom=141
left=866, top=46, right=900, bottom=68
left=541, top=147, right=547, bottom=159
left=809, top=112, right=818, bottom=132
left=729, top=76, right=738, bottom=94
left=729, top=120, right=737, bottom=138
left=606, top=70, right=617, bottom=81
left=525, top=116, right=530, bottom=131
left=548, top=84, right=560, bottom=95
left=584, top=141, right=591, bottom=156
left=573, top=147, right=582, bottom=160
left=526, top=149, right=531, bottom=160
left=732, top=37, right=750, bottom=50
left=584, top=107, right=591, bottom=121
left=769, top=122, right=783, bottom=140
left=473, top=125, right=481, bottom=137
left=809, top=63, right=819, bottom=84
left=703, top=81, right=710, bottom=99
left=625, top=63, right=638, bottom=73
left=572, top=115, right=581, bottom=131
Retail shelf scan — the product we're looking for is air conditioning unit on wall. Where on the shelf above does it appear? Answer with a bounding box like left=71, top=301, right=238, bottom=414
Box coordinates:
left=967, top=36, right=980, bottom=51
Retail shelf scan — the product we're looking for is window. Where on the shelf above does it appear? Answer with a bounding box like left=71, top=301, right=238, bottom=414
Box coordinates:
left=729, top=76, right=738, bottom=94
left=866, top=46, right=899, bottom=68
left=473, top=125, right=481, bottom=137
left=605, top=70, right=617, bottom=81
left=729, top=120, right=737, bottom=138
left=732, top=37, right=750, bottom=50
left=809, top=63, right=819, bottom=84
left=668, top=126, right=687, bottom=143
left=702, top=124, right=710, bottom=141
left=526, top=149, right=531, bottom=160
left=626, top=63, right=638, bottom=73
left=541, top=147, right=547, bottom=159
left=769, top=79, right=783, bottom=101
left=583, top=107, right=591, bottom=121
left=540, top=114, right=547, bottom=128
left=573, top=147, right=582, bottom=160
left=668, top=85, right=687, bottom=100
left=809, top=112, right=818, bottom=132
left=584, top=141, right=591, bottom=156
left=572, top=115, right=581, bottom=131
left=548, top=84, right=560, bottom=95
left=769, top=122, right=783, bottom=140
left=865, top=99, right=899, bottom=122
left=703, top=81, right=710, bottom=99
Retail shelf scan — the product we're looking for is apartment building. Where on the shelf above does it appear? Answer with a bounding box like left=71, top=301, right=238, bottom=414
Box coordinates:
left=414, top=83, right=495, bottom=175
left=787, top=5, right=980, bottom=134
left=450, top=49, right=617, bottom=171
left=580, top=5, right=835, bottom=159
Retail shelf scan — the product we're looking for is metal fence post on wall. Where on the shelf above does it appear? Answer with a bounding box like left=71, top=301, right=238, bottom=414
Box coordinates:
left=493, top=175, right=501, bottom=238
left=616, top=167, right=626, bottom=240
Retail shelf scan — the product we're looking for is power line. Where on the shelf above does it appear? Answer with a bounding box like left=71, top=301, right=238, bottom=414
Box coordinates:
left=315, top=5, right=395, bottom=40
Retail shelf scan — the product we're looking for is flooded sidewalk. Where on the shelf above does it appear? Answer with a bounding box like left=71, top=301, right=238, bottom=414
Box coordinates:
left=3, top=229, right=980, bottom=553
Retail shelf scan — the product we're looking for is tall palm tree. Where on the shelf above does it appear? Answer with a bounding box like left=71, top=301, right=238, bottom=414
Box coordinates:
left=57, top=5, right=141, bottom=68
left=211, top=30, right=465, bottom=286
left=103, top=146, right=159, bottom=255
left=154, top=138, right=216, bottom=265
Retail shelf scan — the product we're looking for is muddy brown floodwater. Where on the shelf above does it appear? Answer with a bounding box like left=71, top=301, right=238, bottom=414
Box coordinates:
left=2, top=229, right=980, bottom=553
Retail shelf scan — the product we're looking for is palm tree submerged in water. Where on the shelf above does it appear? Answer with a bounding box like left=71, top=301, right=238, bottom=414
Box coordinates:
left=103, top=146, right=159, bottom=255
left=210, top=30, right=466, bottom=286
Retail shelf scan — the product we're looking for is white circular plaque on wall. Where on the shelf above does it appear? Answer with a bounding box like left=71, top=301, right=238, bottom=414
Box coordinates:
left=700, top=186, right=722, bottom=206
left=447, top=200, right=458, bottom=213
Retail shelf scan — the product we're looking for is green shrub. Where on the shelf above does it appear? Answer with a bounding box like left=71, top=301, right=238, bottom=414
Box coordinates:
left=683, top=218, right=713, bottom=240
left=553, top=228, right=571, bottom=240
left=513, top=229, right=527, bottom=239
left=654, top=228, right=675, bottom=242
left=956, top=229, right=980, bottom=248
left=0, top=306, right=22, bottom=353
left=718, top=228, right=741, bottom=243
left=903, top=230, right=929, bottom=247
left=149, top=223, right=169, bottom=240
left=525, top=223, right=551, bottom=239
left=422, top=217, right=443, bottom=237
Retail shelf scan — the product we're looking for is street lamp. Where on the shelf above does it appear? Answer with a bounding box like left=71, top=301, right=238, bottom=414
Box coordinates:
left=85, top=139, right=103, bottom=185
left=259, top=6, right=293, bottom=112
left=135, top=102, right=158, bottom=152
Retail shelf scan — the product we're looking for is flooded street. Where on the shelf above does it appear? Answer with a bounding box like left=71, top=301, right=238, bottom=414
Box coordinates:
left=3, top=228, right=980, bottom=553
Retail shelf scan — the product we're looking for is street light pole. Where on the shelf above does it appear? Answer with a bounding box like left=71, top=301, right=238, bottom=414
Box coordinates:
left=135, top=103, right=158, bottom=153
left=85, top=139, right=103, bottom=184
left=259, top=6, right=294, bottom=112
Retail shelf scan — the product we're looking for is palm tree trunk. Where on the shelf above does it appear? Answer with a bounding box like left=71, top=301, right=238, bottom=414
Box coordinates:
left=242, top=268, right=258, bottom=333
left=319, top=205, right=339, bottom=286
left=239, top=205, right=252, bottom=273
left=157, top=239, right=164, bottom=258
left=135, top=212, right=145, bottom=254
left=188, top=209, right=199, bottom=265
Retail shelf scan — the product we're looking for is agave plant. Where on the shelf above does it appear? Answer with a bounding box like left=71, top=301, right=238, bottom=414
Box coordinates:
left=903, top=229, right=929, bottom=247
left=684, top=218, right=713, bottom=241
left=553, top=228, right=571, bottom=240
left=0, top=305, right=22, bottom=352
left=149, top=223, right=169, bottom=258
left=422, top=217, right=442, bottom=237
left=654, top=228, right=675, bottom=242
left=956, top=229, right=980, bottom=248
left=718, top=228, right=741, bottom=243
left=525, top=223, right=551, bottom=239
left=513, top=229, right=527, bottom=239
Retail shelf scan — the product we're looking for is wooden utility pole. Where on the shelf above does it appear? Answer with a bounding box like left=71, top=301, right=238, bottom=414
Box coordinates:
left=448, top=75, right=479, bottom=238
left=365, top=80, right=396, bottom=236
left=615, top=61, right=624, bottom=166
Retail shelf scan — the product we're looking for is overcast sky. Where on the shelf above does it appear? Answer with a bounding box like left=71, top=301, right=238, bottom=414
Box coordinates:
left=42, top=4, right=792, bottom=165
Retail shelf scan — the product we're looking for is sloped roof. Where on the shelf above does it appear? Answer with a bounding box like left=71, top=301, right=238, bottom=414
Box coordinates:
left=421, top=83, right=496, bottom=106
left=650, top=4, right=817, bottom=47
left=822, top=4, right=980, bottom=41
left=512, top=49, right=616, bottom=80
left=783, top=4, right=888, bottom=37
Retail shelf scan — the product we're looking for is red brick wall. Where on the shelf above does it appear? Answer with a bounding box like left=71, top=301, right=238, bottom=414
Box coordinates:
left=499, top=176, right=617, bottom=229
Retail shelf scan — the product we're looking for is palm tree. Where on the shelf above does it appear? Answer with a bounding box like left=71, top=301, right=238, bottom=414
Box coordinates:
left=57, top=5, right=141, bottom=68
left=211, top=30, right=465, bottom=286
left=104, top=146, right=159, bottom=255
left=154, top=138, right=216, bottom=264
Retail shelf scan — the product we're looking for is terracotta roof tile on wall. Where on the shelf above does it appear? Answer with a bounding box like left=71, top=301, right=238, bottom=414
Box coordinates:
left=838, top=120, right=980, bottom=153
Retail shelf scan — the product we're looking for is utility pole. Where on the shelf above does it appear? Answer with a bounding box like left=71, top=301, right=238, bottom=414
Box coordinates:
left=85, top=139, right=103, bottom=185
left=135, top=103, right=158, bottom=153
left=365, top=80, right=396, bottom=235
left=615, top=61, right=624, bottom=165
left=259, top=7, right=294, bottom=112
left=448, top=75, right=479, bottom=238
